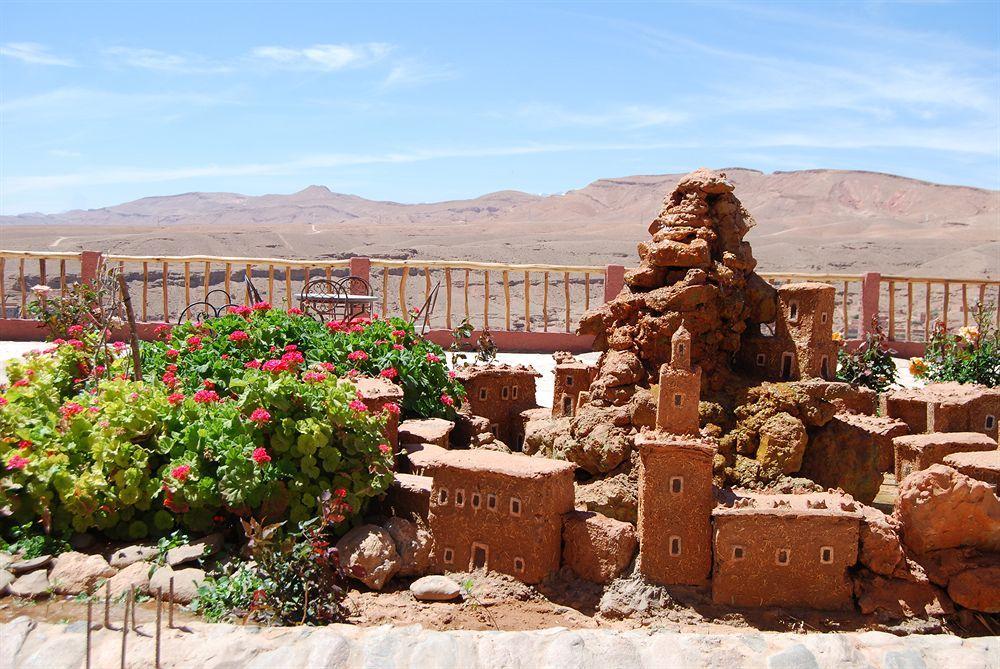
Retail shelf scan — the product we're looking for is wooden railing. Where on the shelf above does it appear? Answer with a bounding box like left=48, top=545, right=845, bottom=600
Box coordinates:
left=1, top=249, right=997, bottom=355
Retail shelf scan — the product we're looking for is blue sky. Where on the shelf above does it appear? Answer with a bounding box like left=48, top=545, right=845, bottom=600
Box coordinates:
left=1, top=1, right=998, bottom=214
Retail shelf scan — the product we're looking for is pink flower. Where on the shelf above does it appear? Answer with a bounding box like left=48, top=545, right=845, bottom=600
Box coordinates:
left=379, top=367, right=398, bottom=379
left=448, top=370, right=456, bottom=378
left=249, top=408, right=271, bottom=425
left=193, top=389, right=220, bottom=404
left=325, top=320, right=343, bottom=332
left=392, top=330, right=406, bottom=338
left=426, top=353, right=441, bottom=363
left=334, top=487, right=347, bottom=498
left=203, top=379, right=215, bottom=389
left=347, top=369, right=360, bottom=378
left=154, top=324, right=171, bottom=339
left=284, top=344, right=298, bottom=352
left=186, top=336, right=203, bottom=351
left=17, top=440, right=32, bottom=450
left=0, top=397, right=8, bottom=407
left=347, top=350, right=369, bottom=362
left=378, top=443, right=391, bottom=454
left=228, top=330, right=249, bottom=343
left=281, top=350, right=304, bottom=367
left=60, top=402, right=85, bottom=418
left=440, top=393, right=454, bottom=407
left=303, top=371, right=327, bottom=383
left=252, top=301, right=271, bottom=312
left=228, top=305, right=252, bottom=317
left=349, top=399, right=368, bottom=412
left=251, top=447, right=271, bottom=466
left=67, top=324, right=84, bottom=336
left=287, top=307, right=303, bottom=315
left=383, top=402, right=400, bottom=415
left=221, top=354, right=229, bottom=360
left=67, top=339, right=85, bottom=350
left=320, top=362, right=336, bottom=372
left=262, top=359, right=288, bottom=373
left=393, top=344, right=404, bottom=351
left=6, top=454, right=29, bottom=471
left=171, top=464, right=191, bottom=482
left=12, top=378, right=29, bottom=388
left=167, top=393, right=185, bottom=406
left=245, top=360, right=261, bottom=369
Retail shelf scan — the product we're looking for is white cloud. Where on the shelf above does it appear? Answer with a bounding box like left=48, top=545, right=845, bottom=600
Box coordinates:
left=0, top=42, right=75, bottom=66
left=512, top=103, right=688, bottom=129
left=102, top=47, right=233, bottom=74
left=252, top=43, right=393, bottom=71
left=382, top=59, right=456, bottom=88
left=48, top=149, right=82, bottom=158
left=0, top=87, right=238, bottom=119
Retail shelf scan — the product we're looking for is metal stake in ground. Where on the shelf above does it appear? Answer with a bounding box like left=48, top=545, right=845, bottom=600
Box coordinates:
left=120, top=596, right=129, bottom=669
left=155, top=588, right=162, bottom=669
left=86, top=594, right=93, bottom=669
left=104, top=580, right=111, bottom=629
left=168, top=577, right=174, bottom=628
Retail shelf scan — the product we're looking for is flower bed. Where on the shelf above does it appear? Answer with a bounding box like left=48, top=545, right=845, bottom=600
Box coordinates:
left=0, top=306, right=464, bottom=541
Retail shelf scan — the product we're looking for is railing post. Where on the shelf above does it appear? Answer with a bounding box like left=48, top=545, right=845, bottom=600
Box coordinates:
left=80, top=251, right=104, bottom=287
left=861, top=271, right=881, bottom=335
left=604, top=264, right=625, bottom=303
left=349, top=256, right=372, bottom=314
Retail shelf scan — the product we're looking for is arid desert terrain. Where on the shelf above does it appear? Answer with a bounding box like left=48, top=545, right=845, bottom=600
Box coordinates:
left=3, top=168, right=998, bottom=279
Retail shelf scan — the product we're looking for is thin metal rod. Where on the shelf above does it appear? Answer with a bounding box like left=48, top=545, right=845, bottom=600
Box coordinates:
left=168, top=577, right=174, bottom=628
left=86, top=595, right=93, bottom=669
left=120, top=595, right=129, bottom=669
left=156, top=588, right=162, bottom=669
left=130, top=585, right=137, bottom=631
left=104, top=580, right=111, bottom=628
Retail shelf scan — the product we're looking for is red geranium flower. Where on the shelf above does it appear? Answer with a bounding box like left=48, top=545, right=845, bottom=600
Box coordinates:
left=228, top=330, right=249, bottom=343
left=287, top=307, right=303, bottom=315
left=303, top=371, right=327, bottom=383
left=12, top=378, right=29, bottom=388
left=440, top=393, right=454, bottom=406
left=60, top=401, right=85, bottom=418
left=17, top=440, right=32, bottom=450
left=6, top=454, right=29, bottom=470
left=193, top=389, right=220, bottom=404
left=186, top=336, right=203, bottom=351
left=383, top=402, right=400, bottom=415
left=348, top=399, right=367, bottom=412
left=393, top=344, right=404, bottom=351
left=347, top=350, right=368, bottom=362
left=67, top=324, right=84, bottom=336
left=379, top=367, right=398, bottom=379
left=378, top=443, right=391, bottom=454
left=249, top=407, right=271, bottom=425
left=245, top=360, right=261, bottom=369
left=171, top=464, right=191, bottom=482
left=251, top=447, right=271, bottom=466
left=167, top=393, right=185, bottom=406
left=426, top=353, right=441, bottom=363
left=252, top=301, right=271, bottom=312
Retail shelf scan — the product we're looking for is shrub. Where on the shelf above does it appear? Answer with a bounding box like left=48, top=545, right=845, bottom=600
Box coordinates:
left=837, top=317, right=898, bottom=393
left=0, top=306, right=464, bottom=539
left=912, top=306, right=999, bottom=387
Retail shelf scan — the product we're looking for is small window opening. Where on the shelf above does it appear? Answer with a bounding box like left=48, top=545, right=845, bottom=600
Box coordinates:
left=776, top=548, right=790, bottom=566
left=512, top=385, right=519, bottom=399
left=669, top=536, right=682, bottom=556
left=820, top=546, right=834, bottom=564
left=756, top=352, right=766, bottom=366
left=513, top=557, right=525, bottom=573
left=821, top=355, right=830, bottom=378
left=479, top=388, right=488, bottom=401
left=438, top=488, right=448, bottom=505
left=565, top=375, right=574, bottom=387
left=562, top=395, right=573, bottom=415
left=789, top=300, right=799, bottom=322
left=455, top=489, right=465, bottom=508
left=443, top=548, right=454, bottom=564
left=501, top=386, right=510, bottom=400
left=821, top=312, right=828, bottom=324
left=510, top=497, right=521, bottom=516
left=780, top=352, right=794, bottom=380
left=986, top=415, right=996, bottom=430
left=673, top=393, right=683, bottom=407
left=487, top=493, right=497, bottom=510
left=471, top=543, right=488, bottom=569
left=670, top=476, right=684, bottom=494
left=471, top=492, right=481, bottom=509
left=732, top=546, right=745, bottom=561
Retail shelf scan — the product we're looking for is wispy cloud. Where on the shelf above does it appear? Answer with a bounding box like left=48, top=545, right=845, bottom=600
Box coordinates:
left=511, top=103, right=688, bottom=129
left=382, top=58, right=456, bottom=88
left=252, top=43, right=393, bottom=71
left=0, top=42, right=75, bottom=66
left=0, top=87, right=238, bottom=119
left=102, top=47, right=233, bottom=74
left=47, top=149, right=82, bottom=158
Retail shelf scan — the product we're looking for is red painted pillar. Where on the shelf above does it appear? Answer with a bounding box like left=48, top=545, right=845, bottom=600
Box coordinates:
left=604, top=264, right=626, bottom=303
left=80, top=251, right=104, bottom=286
left=861, top=272, right=882, bottom=336
left=349, top=256, right=373, bottom=316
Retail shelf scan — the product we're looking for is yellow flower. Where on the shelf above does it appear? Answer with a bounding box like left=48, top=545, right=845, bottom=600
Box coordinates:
left=909, top=357, right=926, bottom=377
left=831, top=331, right=844, bottom=343
left=958, top=326, right=980, bottom=344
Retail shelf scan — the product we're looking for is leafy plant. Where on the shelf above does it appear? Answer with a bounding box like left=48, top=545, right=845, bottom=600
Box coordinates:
left=837, top=317, right=899, bottom=393
left=0, top=522, right=71, bottom=559
left=193, top=561, right=267, bottom=622
left=912, top=305, right=999, bottom=387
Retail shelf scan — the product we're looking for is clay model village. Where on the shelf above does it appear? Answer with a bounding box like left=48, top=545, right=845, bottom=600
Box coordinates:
left=4, top=169, right=999, bottom=635
left=368, top=170, right=1000, bottom=630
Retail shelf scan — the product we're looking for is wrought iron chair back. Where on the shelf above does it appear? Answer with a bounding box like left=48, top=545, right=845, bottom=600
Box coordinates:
left=412, top=282, right=441, bottom=335
left=298, top=278, right=350, bottom=322
left=177, top=289, right=240, bottom=324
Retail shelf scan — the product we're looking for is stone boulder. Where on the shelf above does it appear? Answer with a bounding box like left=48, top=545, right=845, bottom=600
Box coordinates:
left=947, top=566, right=1000, bottom=613
left=398, top=418, right=454, bottom=448
left=574, top=468, right=639, bottom=524
left=410, top=575, right=462, bottom=602
left=853, top=568, right=952, bottom=618
left=383, top=517, right=431, bottom=578
left=800, top=414, right=885, bottom=504
left=896, top=465, right=1000, bottom=554
left=858, top=505, right=907, bottom=577
left=336, top=524, right=401, bottom=591
left=109, top=545, right=159, bottom=569
left=563, top=422, right=630, bottom=475
left=9, top=570, right=50, bottom=599
left=561, top=511, right=636, bottom=584
left=49, top=552, right=116, bottom=595
left=0, top=569, right=14, bottom=594
left=755, top=412, right=807, bottom=476
left=149, top=566, right=205, bottom=604
left=943, top=450, right=1000, bottom=488
left=9, top=555, right=51, bottom=574
left=107, top=561, right=151, bottom=598
left=166, top=533, right=223, bottom=567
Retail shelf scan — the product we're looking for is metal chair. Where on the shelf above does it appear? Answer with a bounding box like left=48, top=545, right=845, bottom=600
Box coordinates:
left=177, top=289, right=240, bottom=324
left=411, top=283, right=441, bottom=334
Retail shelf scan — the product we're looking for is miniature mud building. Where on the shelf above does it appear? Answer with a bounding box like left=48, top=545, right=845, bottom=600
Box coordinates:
left=426, top=449, right=575, bottom=583
left=454, top=364, right=540, bottom=449
left=551, top=351, right=597, bottom=417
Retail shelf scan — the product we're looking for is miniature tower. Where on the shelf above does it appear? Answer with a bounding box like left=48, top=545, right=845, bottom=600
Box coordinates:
left=655, top=323, right=702, bottom=435
left=776, top=283, right=837, bottom=380
left=636, top=322, right=715, bottom=586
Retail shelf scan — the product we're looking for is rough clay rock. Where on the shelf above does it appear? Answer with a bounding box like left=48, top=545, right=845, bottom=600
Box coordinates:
left=398, top=418, right=454, bottom=448
left=9, top=554, right=52, bottom=574
left=107, top=561, right=151, bottom=598
left=0, top=552, right=13, bottom=570
left=336, top=524, right=401, bottom=591
left=149, top=566, right=205, bottom=604
left=574, top=467, right=639, bottom=524
left=800, top=414, right=885, bottom=504
left=857, top=505, right=907, bottom=577
left=896, top=465, right=1000, bottom=554
left=597, top=350, right=646, bottom=388
left=166, top=533, right=223, bottom=567
left=383, top=518, right=432, bottom=578
left=109, top=544, right=159, bottom=569
left=598, top=576, right=673, bottom=619
left=563, top=422, right=631, bottom=475
left=409, top=575, right=462, bottom=601
left=755, top=412, right=807, bottom=475
left=853, top=568, right=952, bottom=619
left=947, top=566, right=1000, bottom=613
left=562, top=511, right=637, bottom=584
left=0, top=569, right=14, bottom=594
left=9, top=570, right=51, bottom=598
left=49, top=552, right=116, bottom=595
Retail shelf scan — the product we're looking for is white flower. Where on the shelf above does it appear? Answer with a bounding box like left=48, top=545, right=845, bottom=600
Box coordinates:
left=30, top=284, right=53, bottom=296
